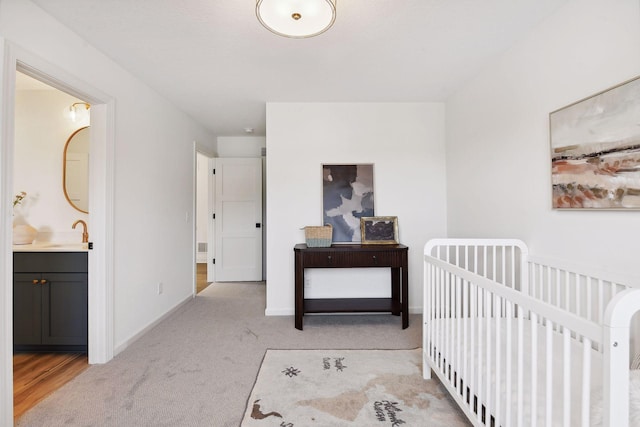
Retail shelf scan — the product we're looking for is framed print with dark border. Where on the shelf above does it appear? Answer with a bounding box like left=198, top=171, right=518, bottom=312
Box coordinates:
left=550, top=75, right=640, bottom=209
left=322, top=164, right=374, bottom=243
left=360, top=216, right=398, bottom=245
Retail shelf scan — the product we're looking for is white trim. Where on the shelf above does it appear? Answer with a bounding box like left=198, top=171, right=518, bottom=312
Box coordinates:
left=0, top=36, right=16, bottom=426
left=265, top=308, right=295, bottom=316
left=192, top=142, right=198, bottom=296
left=113, top=295, right=193, bottom=356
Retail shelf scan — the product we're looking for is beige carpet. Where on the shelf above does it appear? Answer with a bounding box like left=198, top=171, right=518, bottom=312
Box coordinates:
left=15, top=283, right=464, bottom=426
left=242, top=348, right=468, bottom=426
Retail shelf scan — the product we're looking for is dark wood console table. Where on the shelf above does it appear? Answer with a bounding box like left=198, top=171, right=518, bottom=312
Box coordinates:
left=293, top=243, right=409, bottom=330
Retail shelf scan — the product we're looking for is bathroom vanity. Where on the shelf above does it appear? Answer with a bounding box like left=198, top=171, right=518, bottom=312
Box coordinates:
left=13, top=247, right=88, bottom=352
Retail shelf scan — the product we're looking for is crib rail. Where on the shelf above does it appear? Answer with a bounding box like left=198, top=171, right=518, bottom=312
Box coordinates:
left=423, top=239, right=639, bottom=427
left=528, top=255, right=632, bottom=332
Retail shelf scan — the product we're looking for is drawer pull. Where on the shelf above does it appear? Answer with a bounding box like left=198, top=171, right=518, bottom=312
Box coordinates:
left=32, top=279, right=39, bottom=285
left=40, top=279, right=47, bottom=285
left=327, top=255, right=332, bottom=260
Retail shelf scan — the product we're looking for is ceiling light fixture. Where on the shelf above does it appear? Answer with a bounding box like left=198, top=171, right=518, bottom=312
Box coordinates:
left=256, top=0, right=336, bottom=39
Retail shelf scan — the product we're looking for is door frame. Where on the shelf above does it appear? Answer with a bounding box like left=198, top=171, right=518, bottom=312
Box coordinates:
left=0, top=40, right=115, bottom=423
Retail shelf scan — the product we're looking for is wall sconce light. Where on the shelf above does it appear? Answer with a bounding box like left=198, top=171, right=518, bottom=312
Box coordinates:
left=256, top=0, right=337, bottom=38
left=68, top=102, right=90, bottom=123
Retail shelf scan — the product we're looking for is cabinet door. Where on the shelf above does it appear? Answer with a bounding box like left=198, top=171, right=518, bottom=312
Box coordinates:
left=13, top=273, right=42, bottom=345
left=41, top=273, right=88, bottom=346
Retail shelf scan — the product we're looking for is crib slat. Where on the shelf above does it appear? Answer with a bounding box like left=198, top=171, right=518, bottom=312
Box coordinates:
left=477, top=286, right=484, bottom=423
left=506, top=302, right=513, bottom=425
left=565, top=270, right=570, bottom=312
left=455, top=276, right=461, bottom=394
left=495, top=294, right=501, bottom=427
left=517, top=312, right=524, bottom=427
left=530, top=312, right=538, bottom=427
left=581, top=338, right=591, bottom=427
left=546, top=318, right=553, bottom=427
left=462, top=279, right=468, bottom=397
left=445, top=270, right=451, bottom=380
left=563, top=327, right=571, bottom=426
left=485, top=289, right=491, bottom=423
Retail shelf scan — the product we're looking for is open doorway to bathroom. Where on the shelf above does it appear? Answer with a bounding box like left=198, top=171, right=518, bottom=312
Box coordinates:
left=12, top=71, right=90, bottom=420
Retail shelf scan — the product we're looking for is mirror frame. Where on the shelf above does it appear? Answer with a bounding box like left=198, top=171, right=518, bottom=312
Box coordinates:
left=62, top=126, right=89, bottom=214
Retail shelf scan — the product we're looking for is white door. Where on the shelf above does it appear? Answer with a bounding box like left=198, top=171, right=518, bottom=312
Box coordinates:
left=214, top=158, right=262, bottom=282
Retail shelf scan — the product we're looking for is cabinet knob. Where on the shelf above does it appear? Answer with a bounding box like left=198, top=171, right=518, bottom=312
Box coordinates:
left=40, top=279, right=47, bottom=285
left=32, top=279, right=39, bottom=285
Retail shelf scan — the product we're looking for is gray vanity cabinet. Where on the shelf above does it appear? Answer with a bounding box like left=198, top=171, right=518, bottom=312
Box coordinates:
left=13, top=252, right=88, bottom=352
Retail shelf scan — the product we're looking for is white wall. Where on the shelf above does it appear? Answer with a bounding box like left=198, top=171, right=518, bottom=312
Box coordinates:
left=1, top=0, right=216, bottom=351
left=446, top=0, right=640, bottom=276
left=265, top=103, right=447, bottom=315
left=14, top=88, right=90, bottom=243
left=217, top=136, right=265, bottom=158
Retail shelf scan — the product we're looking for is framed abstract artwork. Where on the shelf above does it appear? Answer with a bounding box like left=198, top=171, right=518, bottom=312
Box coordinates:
left=322, top=164, right=374, bottom=242
left=550, top=76, right=640, bottom=209
left=360, top=216, right=398, bottom=245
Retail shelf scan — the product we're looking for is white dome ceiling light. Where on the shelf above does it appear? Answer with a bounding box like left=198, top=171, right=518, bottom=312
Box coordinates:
left=256, top=0, right=336, bottom=39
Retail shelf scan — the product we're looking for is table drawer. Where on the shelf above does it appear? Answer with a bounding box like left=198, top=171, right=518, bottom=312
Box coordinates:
left=302, top=250, right=402, bottom=267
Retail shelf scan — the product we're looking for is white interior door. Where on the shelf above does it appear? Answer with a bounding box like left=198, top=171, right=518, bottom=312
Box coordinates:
left=214, top=158, right=262, bottom=282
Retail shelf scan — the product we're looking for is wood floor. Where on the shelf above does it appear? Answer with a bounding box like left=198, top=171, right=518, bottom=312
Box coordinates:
left=13, top=352, right=88, bottom=420
left=197, top=263, right=210, bottom=293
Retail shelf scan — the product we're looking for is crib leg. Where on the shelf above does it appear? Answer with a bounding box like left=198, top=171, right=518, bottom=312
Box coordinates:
left=423, top=361, right=432, bottom=379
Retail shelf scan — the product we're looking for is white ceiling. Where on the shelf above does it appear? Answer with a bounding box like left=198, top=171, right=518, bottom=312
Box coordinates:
left=29, top=0, right=567, bottom=137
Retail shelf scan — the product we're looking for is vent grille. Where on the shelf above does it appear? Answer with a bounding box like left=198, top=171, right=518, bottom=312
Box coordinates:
left=197, top=242, right=207, bottom=253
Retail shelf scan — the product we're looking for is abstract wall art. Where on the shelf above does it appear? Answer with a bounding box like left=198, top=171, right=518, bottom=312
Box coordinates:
left=550, top=76, right=640, bottom=209
left=322, top=164, right=374, bottom=242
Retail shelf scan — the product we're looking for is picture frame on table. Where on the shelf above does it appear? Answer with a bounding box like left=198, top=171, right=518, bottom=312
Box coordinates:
left=360, top=216, right=398, bottom=245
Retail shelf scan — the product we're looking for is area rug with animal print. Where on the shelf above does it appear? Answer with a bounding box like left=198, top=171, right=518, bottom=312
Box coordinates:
left=240, top=348, right=468, bottom=426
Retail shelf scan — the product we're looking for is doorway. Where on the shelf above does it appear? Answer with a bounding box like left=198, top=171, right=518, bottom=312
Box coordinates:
left=12, top=71, right=91, bottom=420
left=195, top=150, right=213, bottom=294
left=1, top=43, right=115, bottom=424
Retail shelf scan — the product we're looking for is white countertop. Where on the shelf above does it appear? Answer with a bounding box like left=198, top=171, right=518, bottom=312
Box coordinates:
left=13, top=242, right=89, bottom=252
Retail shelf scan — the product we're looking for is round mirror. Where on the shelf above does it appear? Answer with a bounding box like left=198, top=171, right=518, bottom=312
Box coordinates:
left=63, top=126, right=89, bottom=213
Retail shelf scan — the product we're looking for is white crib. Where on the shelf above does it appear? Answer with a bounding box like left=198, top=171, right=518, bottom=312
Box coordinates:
left=422, top=238, right=640, bottom=427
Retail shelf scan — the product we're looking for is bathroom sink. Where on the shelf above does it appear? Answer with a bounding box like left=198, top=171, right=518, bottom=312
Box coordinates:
left=13, top=242, right=88, bottom=252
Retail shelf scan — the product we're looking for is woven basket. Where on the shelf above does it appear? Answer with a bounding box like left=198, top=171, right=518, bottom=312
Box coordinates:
left=303, top=224, right=333, bottom=247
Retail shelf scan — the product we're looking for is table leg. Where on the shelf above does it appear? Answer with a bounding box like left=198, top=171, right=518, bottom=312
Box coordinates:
left=294, top=253, right=304, bottom=330
left=391, top=267, right=400, bottom=316
left=402, top=265, right=409, bottom=329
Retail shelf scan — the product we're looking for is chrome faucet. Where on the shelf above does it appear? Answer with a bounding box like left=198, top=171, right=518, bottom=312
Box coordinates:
left=72, top=219, right=89, bottom=243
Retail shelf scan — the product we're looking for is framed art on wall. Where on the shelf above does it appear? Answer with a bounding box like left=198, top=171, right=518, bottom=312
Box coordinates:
left=322, top=164, right=374, bottom=242
left=360, top=216, right=398, bottom=245
left=550, top=75, right=640, bottom=209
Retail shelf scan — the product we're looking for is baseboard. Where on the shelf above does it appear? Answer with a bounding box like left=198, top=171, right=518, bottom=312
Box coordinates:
left=265, top=307, right=294, bottom=316
left=114, top=294, right=193, bottom=356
